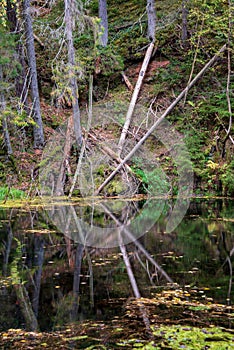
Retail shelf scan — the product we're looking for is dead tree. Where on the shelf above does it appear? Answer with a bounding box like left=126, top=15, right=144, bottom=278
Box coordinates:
left=98, top=0, right=108, bottom=46
left=147, top=0, right=157, bottom=42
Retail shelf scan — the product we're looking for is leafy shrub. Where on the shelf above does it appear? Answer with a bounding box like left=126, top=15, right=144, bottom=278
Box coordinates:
left=0, top=187, right=25, bottom=200
left=221, top=160, right=234, bottom=196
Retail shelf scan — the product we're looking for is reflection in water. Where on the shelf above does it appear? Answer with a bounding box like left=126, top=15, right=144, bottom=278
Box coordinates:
left=46, top=197, right=166, bottom=247
left=0, top=198, right=233, bottom=332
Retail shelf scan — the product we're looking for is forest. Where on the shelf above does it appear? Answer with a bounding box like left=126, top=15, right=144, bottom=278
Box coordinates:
left=0, top=1, right=234, bottom=349
left=0, top=0, right=233, bottom=199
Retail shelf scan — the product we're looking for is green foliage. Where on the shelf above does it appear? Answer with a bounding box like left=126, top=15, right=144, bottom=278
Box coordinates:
left=0, top=27, right=20, bottom=81
left=0, top=186, right=25, bottom=201
left=96, top=46, right=124, bottom=76
left=184, top=129, right=207, bottom=169
left=221, top=161, right=234, bottom=197
left=131, top=158, right=170, bottom=196
left=188, top=0, right=229, bottom=53
left=113, top=29, right=148, bottom=61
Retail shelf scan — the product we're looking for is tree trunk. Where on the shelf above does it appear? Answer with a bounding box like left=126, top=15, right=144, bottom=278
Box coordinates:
left=181, top=0, right=188, bottom=45
left=65, top=0, right=83, bottom=146
left=0, top=65, right=13, bottom=155
left=117, top=42, right=155, bottom=156
left=98, top=0, right=108, bottom=46
left=6, top=0, right=29, bottom=113
left=23, top=0, right=44, bottom=149
left=146, top=0, right=157, bottom=42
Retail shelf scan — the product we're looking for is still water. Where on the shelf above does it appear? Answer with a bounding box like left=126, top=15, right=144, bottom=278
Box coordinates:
left=0, top=197, right=233, bottom=331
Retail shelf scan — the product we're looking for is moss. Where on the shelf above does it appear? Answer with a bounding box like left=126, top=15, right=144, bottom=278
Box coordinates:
left=106, top=179, right=128, bottom=195
left=152, top=325, right=234, bottom=350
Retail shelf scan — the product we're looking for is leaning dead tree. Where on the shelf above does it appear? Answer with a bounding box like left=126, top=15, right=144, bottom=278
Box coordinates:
left=96, top=44, right=227, bottom=194
left=117, top=42, right=155, bottom=156
left=117, top=1, right=156, bottom=157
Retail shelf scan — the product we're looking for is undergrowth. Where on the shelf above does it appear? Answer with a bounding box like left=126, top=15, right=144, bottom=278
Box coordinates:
left=0, top=187, right=25, bottom=201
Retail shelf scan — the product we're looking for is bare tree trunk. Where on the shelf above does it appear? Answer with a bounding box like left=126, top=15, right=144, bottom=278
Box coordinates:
left=0, top=65, right=13, bottom=155
left=146, top=0, right=157, bottom=42
left=23, top=0, right=44, bottom=149
left=96, top=44, right=227, bottom=194
left=98, top=0, right=108, bottom=46
left=117, top=42, right=155, bottom=156
left=181, top=0, right=188, bottom=45
left=65, top=0, right=83, bottom=147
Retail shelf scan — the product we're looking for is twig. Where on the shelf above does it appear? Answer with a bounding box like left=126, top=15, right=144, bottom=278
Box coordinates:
left=121, top=71, right=133, bottom=91
left=33, top=33, right=45, bottom=48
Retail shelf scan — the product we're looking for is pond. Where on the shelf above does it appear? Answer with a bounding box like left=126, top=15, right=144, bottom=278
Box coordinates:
left=0, top=197, right=233, bottom=345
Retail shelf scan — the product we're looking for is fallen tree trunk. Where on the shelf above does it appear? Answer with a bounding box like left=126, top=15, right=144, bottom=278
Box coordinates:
left=95, top=44, right=227, bottom=195
left=117, top=42, right=155, bottom=156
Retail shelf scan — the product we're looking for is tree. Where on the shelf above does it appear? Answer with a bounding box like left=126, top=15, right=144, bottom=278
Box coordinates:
left=23, top=0, right=44, bottom=149
left=6, top=0, right=29, bottom=112
left=146, top=0, right=157, bottom=42
left=0, top=26, right=16, bottom=156
left=98, top=0, right=108, bottom=46
left=181, top=0, right=188, bottom=45
left=64, top=0, right=83, bottom=146
left=0, top=65, right=13, bottom=155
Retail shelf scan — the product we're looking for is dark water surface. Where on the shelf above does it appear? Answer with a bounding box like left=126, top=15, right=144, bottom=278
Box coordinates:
left=0, top=198, right=233, bottom=331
